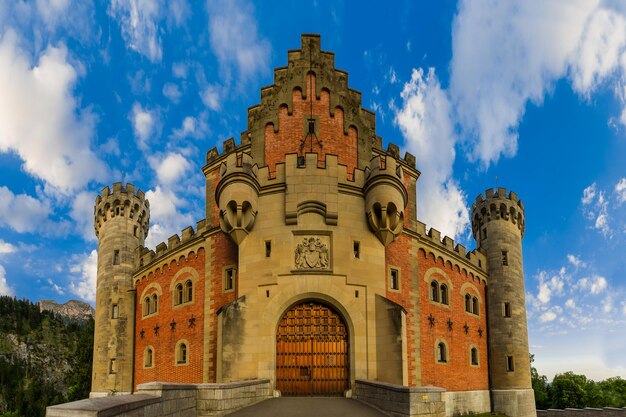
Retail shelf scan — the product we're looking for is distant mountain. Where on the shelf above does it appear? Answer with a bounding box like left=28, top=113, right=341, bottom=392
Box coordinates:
left=38, top=299, right=94, bottom=321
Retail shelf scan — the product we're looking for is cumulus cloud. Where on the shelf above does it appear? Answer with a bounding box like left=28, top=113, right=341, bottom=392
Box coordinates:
left=70, top=249, right=97, bottom=302
left=616, top=178, right=626, bottom=204
left=580, top=181, right=625, bottom=237
left=70, top=191, right=97, bottom=241
left=162, top=82, right=182, bottom=103
left=201, top=84, right=222, bottom=110
left=144, top=186, right=195, bottom=249
left=567, top=254, right=584, bottom=268
left=170, top=115, right=209, bottom=140
left=0, top=239, right=16, bottom=255
left=540, top=311, right=557, bottom=322
left=0, top=30, right=107, bottom=192
left=582, top=183, right=597, bottom=205
left=108, top=0, right=163, bottom=62
left=148, top=152, right=192, bottom=185
left=450, top=0, right=626, bottom=165
left=394, top=67, right=469, bottom=240
left=0, top=265, right=14, bottom=296
left=206, top=0, right=270, bottom=85
left=130, top=102, right=156, bottom=150
left=577, top=275, right=608, bottom=294
left=0, top=186, right=53, bottom=233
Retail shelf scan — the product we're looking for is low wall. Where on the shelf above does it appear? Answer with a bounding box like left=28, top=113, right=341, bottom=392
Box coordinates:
left=443, top=390, right=490, bottom=417
left=354, top=379, right=445, bottom=417
left=46, top=380, right=271, bottom=417
left=538, top=408, right=626, bottom=417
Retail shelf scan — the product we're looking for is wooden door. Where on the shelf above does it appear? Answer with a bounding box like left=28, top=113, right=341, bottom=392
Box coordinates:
left=276, top=302, right=349, bottom=396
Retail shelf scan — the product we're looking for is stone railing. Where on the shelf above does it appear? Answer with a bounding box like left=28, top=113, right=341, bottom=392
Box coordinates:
left=354, top=380, right=445, bottom=417
left=46, top=380, right=271, bottom=417
left=538, top=408, right=626, bottom=417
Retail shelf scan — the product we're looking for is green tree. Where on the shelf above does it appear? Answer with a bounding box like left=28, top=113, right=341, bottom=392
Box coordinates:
left=550, top=372, right=593, bottom=409
left=530, top=354, right=550, bottom=409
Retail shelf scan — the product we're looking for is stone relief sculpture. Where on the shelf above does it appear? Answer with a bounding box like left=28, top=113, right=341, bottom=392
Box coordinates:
left=294, top=237, right=329, bottom=269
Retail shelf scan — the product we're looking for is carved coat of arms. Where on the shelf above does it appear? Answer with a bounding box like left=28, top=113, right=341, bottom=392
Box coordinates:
left=294, top=237, right=329, bottom=269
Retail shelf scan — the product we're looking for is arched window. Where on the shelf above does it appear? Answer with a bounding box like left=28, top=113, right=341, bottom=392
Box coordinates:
left=472, top=297, right=479, bottom=315
left=437, top=342, right=447, bottom=363
left=440, top=284, right=448, bottom=305
left=430, top=281, right=439, bottom=302
left=177, top=342, right=188, bottom=364
left=185, top=280, right=193, bottom=303
left=143, top=297, right=151, bottom=317
left=470, top=347, right=479, bottom=366
left=151, top=294, right=158, bottom=314
left=465, top=294, right=472, bottom=312
left=144, top=347, right=153, bottom=368
left=175, top=283, right=183, bottom=306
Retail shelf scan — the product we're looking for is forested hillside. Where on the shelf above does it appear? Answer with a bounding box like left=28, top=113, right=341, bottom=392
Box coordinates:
left=0, top=296, right=93, bottom=417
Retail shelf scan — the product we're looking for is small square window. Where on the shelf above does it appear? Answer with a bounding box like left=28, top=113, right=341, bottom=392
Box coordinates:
left=111, top=304, right=119, bottom=319
left=353, top=241, right=360, bottom=259
left=113, top=250, right=120, bottom=265
left=265, top=241, right=271, bottom=257
left=390, top=268, right=400, bottom=290
left=506, top=356, right=515, bottom=372
left=224, top=268, right=235, bottom=291
left=503, top=302, right=511, bottom=318
left=502, top=250, right=508, bottom=266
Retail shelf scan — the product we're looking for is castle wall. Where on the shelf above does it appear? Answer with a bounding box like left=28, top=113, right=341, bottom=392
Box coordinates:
left=133, top=248, right=206, bottom=388
left=416, top=248, right=489, bottom=392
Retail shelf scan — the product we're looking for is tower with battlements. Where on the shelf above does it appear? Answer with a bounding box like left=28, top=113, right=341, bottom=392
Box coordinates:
left=472, top=188, right=535, bottom=417
left=92, top=183, right=150, bottom=396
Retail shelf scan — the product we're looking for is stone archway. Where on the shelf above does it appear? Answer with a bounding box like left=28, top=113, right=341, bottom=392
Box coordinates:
left=275, top=301, right=349, bottom=396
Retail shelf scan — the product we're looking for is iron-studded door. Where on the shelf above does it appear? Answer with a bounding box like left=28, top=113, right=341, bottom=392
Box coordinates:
left=276, top=302, right=349, bottom=396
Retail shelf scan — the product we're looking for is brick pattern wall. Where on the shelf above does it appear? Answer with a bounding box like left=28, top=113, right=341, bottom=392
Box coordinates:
left=134, top=248, right=206, bottom=389
left=264, top=74, right=358, bottom=178
left=206, top=232, right=238, bottom=382
left=385, top=234, right=419, bottom=385
left=417, top=248, right=489, bottom=391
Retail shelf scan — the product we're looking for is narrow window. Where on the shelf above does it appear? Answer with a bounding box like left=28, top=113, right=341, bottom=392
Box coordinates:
left=176, top=284, right=183, bottom=305
left=178, top=343, right=188, bottom=364
left=430, top=281, right=439, bottom=302
left=506, top=356, right=514, bottom=372
left=144, top=348, right=153, bottom=368
left=471, top=348, right=479, bottom=366
left=502, top=250, right=508, bottom=266
left=465, top=294, right=472, bottom=312
left=225, top=268, right=235, bottom=291
left=111, top=303, right=119, bottom=319
left=143, top=297, right=151, bottom=317
left=390, top=269, right=399, bottom=290
left=151, top=294, right=158, bottom=314
left=134, top=225, right=139, bottom=237
left=437, top=342, right=447, bottom=363
left=265, top=240, right=271, bottom=257
left=503, top=302, right=511, bottom=318
left=185, top=280, right=193, bottom=303
left=440, top=284, right=448, bottom=305
left=472, top=297, right=479, bottom=315
left=353, top=241, right=360, bottom=259
left=113, top=250, right=120, bottom=265
left=109, top=358, right=116, bottom=374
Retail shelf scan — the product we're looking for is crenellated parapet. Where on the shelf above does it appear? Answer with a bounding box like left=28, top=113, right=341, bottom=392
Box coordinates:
left=471, top=187, right=525, bottom=242
left=363, top=155, right=407, bottom=245
left=135, top=219, right=208, bottom=271
left=94, top=182, right=150, bottom=239
left=215, top=153, right=260, bottom=245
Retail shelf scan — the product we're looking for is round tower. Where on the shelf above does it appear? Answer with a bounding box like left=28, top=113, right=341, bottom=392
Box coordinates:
left=91, top=183, right=149, bottom=396
left=471, top=188, right=536, bottom=417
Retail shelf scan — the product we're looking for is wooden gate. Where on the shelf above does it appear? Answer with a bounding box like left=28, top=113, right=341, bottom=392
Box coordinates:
left=276, top=301, right=349, bottom=396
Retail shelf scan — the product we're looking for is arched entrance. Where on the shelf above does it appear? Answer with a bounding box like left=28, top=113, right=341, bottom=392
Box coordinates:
left=276, top=301, right=349, bottom=396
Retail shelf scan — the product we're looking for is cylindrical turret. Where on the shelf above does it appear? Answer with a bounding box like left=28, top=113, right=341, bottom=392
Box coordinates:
left=472, top=188, right=535, bottom=417
left=91, top=183, right=149, bottom=396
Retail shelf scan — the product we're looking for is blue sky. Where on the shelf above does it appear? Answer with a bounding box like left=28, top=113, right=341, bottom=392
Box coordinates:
left=0, top=0, right=625, bottom=381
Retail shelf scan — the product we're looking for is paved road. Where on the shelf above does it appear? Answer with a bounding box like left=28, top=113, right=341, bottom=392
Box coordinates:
left=225, top=398, right=388, bottom=417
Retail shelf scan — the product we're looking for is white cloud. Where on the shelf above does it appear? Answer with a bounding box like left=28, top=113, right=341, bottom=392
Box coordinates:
left=567, top=254, right=584, bottom=268
left=148, top=152, right=192, bottom=185
left=144, top=186, right=194, bottom=249
left=616, top=178, right=626, bottom=203
left=167, top=0, right=189, bottom=27
left=394, top=67, right=469, bottom=240
left=172, top=61, right=188, bottom=79
left=0, top=30, right=107, bottom=192
left=450, top=0, right=626, bottom=166
left=47, top=278, right=65, bottom=295
left=70, top=249, right=97, bottom=302
left=0, top=265, right=14, bottom=296
left=0, top=239, right=16, bottom=255
left=130, top=102, right=156, bottom=150
left=70, top=191, right=97, bottom=241
left=538, top=282, right=552, bottom=305
left=565, top=299, right=576, bottom=309
left=201, top=84, right=221, bottom=110
left=171, top=115, right=209, bottom=140
left=577, top=274, right=608, bottom=294
left=163, top=82, right=182, bottom=103
left=582, top=183, right=597, bottom=205
left=540, top=311, right=557, bottom=322
left=108, top=0, right=163, bottom=62
left=0, top=186, right=52, bottom=233
left=206, top=0, right=270, bottom=85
